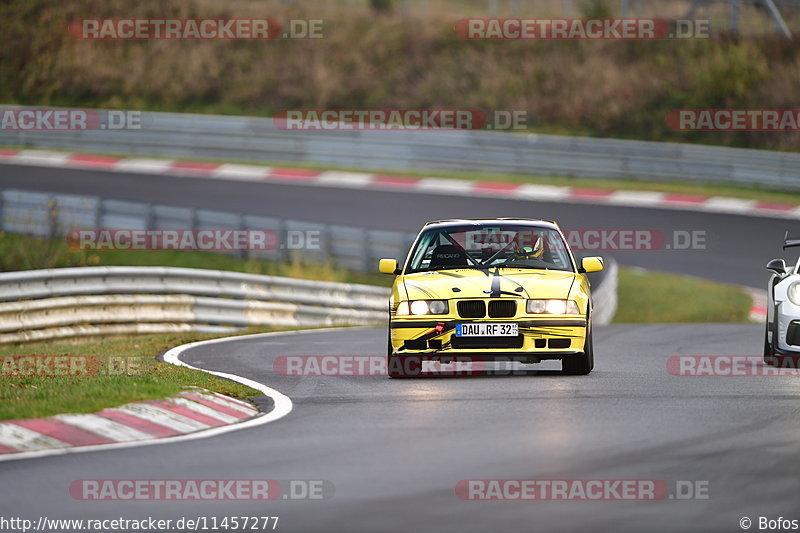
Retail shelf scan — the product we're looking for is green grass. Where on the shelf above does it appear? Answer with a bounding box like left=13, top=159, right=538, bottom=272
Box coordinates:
left=0, top=328, right=291, bottom=420
left=614, top=267, right=752, bottom=323
left=0, top=232, right=392, bottom=287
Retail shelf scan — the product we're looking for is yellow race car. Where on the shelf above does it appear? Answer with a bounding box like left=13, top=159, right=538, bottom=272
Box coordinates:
left=379, top=219, right=603, bottom=377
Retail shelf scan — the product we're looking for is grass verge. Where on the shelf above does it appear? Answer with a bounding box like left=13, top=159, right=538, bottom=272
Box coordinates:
left=0, top=327, right=296, bottom=421
left=614, top=267, right=752, bottom=323
left=0, top=232, right=391, bottom=287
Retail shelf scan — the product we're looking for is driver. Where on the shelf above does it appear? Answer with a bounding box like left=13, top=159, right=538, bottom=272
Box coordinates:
left=518, top=235, right=544, bottom=259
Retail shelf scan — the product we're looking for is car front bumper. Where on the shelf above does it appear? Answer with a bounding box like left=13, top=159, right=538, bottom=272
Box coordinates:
left=389, top=318, right=588, bottom=360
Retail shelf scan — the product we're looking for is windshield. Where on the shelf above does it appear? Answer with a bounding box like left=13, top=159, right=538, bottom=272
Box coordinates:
left=406, top=225, right=574, bottom=273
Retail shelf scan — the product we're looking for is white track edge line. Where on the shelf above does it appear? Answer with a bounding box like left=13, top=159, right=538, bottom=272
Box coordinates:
left=0, top=327, right=357, bottom=463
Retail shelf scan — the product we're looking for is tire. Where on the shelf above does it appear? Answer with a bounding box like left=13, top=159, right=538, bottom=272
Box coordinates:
left=764, top=300, right=786, bottom=367
left=562, top=325, right=594, bottom=375
left=764, top=321, right=776, bottom=365
left=387, top=319, right=400, bottom=378
left=387, top=332, right=402, bottom=378
left=387, top=331, right=414, bottom=378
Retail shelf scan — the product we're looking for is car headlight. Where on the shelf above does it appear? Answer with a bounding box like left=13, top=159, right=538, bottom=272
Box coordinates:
left=428, top=300, right=449, bottom=314
left=410, top=300, right=430, bottom=315
left=527, top=299, right=580, bottom=315
left=545, top=299, right=567, bottom=314
left=789, top=282, right=800, bottom=306
left=396, top=300, right=449, bottom=316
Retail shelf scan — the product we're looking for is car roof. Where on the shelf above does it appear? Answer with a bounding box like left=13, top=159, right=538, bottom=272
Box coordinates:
left=421, top=218, right=560, bottom=231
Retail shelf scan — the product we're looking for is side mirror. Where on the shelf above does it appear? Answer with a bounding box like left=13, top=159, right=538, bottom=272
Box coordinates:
left=766, top=258, right=787, bottom=275
left=379, top=258, right=400, bottom=275
left=579, top=256, right=604, bottom=273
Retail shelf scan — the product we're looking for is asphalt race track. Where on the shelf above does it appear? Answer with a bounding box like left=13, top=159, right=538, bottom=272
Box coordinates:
left=1, top=325, right=798, bottom=532
left=2, top=164, right=799, bottom=532
left=0, top=163, right=797, bottom=287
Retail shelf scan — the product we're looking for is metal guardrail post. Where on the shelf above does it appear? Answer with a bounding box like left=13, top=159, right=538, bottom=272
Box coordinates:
left=46, top=197, right=56, bottom=239
left=276, top=218, right=288, bottom=263
left=318, top=223, right=331, bottom=266
left=358, top=227, right=369, bottom=272
left=236, top=213, right=246, bottom=262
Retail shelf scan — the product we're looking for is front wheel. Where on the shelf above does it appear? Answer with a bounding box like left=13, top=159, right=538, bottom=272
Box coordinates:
left=562, top=325, right=594, bottom=375
left=764, top=321, right=775, bottom=364
left=387, top=333, right=414, bottom=378
left=387, top=334, right=402, bottom=378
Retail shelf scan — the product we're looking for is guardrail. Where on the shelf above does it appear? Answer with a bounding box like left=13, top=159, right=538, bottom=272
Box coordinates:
left=0, top=266, right=389, bottom=344
left=0, top=257, right=617, bottom=344
left=590, top=257, right=617, bottom=327
left=2, top=106, right=800, bottom=190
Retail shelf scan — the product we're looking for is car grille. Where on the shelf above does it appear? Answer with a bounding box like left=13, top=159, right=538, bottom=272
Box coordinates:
left=488, top=300, right=516, bottom=318
left=457, top=300, right=486, bottom=318
left=451, top=335, right=524, bottom=349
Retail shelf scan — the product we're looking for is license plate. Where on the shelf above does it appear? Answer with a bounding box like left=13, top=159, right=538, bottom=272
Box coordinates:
left=456, top=323, right=518, bottom=337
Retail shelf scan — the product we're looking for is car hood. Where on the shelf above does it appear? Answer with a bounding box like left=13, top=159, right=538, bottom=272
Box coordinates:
left=400, top=268, right=576, bottom=301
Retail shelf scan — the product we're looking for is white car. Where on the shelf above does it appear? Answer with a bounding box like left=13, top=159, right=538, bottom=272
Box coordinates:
left=765, top=234, right=800, bottom=365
